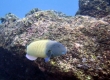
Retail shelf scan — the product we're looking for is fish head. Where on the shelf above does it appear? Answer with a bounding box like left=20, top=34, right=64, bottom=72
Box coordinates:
left=50, top=42, right=67, bottom=57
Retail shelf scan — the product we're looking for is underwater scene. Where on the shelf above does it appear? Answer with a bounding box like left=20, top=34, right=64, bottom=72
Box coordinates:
left=0, top=0, right=110, bottom=80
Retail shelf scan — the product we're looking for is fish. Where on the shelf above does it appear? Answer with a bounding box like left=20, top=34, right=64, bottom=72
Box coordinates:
left=26, top=40, right=67, bottom=62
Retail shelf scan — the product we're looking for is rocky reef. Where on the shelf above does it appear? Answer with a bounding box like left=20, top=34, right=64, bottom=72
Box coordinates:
left=0, top=0, right=110, bottom=80
left=76, top=0, right=110, bottom=18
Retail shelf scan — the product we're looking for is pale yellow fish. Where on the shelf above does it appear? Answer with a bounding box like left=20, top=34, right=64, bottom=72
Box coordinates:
left=26, top=40, right=67, bottom=62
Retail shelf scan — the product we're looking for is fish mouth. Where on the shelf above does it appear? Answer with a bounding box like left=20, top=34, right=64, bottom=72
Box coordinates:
left=62, top=51, right=66, bottom=54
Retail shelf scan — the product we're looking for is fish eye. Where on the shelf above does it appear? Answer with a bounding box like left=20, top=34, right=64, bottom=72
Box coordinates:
left=58, top=45, right=60, bottom=47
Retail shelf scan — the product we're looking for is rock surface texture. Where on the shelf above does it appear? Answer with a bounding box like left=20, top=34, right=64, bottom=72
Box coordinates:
left=0, top=0, right=110, bottom=80
left=76, top=0, right=110, bottom=18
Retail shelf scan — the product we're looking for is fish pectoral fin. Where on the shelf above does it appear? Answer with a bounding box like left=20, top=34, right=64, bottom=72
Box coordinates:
left=44, top=50, right=52, bottom=62
left=26, top=54, right=37, bottom=61
left=44, top=57, right=50, bottom=62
